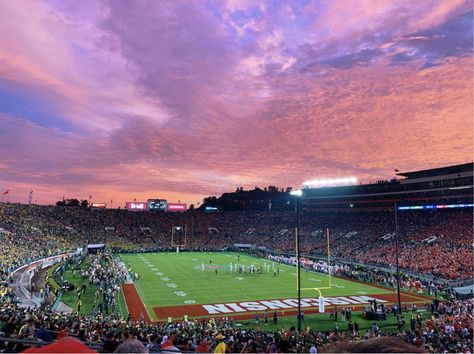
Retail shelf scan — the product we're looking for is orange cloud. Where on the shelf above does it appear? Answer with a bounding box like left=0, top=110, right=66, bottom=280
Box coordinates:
left=0, top=1, right=471, bottom=207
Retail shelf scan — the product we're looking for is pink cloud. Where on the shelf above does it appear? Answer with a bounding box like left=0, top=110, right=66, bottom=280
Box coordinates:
left=0, top=0, right=471, bottom=207
left=0, top=0, right=171, bottom=132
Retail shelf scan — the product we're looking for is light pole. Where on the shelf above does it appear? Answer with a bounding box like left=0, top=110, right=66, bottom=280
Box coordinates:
left=290, top=189, right=303, bottom=332
left=394, top=202, right=403, bottom=329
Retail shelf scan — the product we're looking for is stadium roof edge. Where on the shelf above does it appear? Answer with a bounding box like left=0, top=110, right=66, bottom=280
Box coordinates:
left=396, top=162, right=473, bottom=179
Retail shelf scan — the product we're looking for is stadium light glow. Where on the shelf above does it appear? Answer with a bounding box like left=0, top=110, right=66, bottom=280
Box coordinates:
left=303, top=176, right=357, bottom=188
left=290, top=189, right=303, bottom=196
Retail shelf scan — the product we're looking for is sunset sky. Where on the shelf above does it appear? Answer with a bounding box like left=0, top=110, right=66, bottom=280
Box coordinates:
left=0, top=0, right=472, bottom=206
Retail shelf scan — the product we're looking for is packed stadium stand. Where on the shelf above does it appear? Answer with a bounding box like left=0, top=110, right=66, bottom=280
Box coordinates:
left=0, top=163, right=472, bottom=352
left=1, top=204, right=472, bottom=280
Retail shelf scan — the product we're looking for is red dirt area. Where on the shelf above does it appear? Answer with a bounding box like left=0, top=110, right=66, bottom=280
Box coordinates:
left=122, top=284, right=152, bottom=323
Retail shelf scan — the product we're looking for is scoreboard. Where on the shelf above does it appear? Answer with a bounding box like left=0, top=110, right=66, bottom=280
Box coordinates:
left=125, top=199, right=186, bottom=212
left=147, top=199, right=167, bottom=211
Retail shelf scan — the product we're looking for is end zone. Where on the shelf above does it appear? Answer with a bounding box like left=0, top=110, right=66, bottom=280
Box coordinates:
left=122, top=284, right=152, bottom=323
left=153, top=292, right=431, bottom=321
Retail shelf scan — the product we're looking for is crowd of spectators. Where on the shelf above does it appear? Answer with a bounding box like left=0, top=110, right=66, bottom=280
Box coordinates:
left=56, top=253, right=128, bottom=316
left=266, top=254, right=447, bottom=296
left=417, top=298, right=474, bottom=352
left=0, top=202, right=473, bottom=352
left=1, top=203, right=471, bottom=280
left=0, top=296, right=471, bottom=352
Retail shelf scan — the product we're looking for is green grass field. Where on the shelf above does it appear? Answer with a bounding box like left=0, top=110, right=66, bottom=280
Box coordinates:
left=119, top=252, right=394, bottom=321
left=236, top=310, right=420, bottom=334
left=55, top=251, right=431, bottom=332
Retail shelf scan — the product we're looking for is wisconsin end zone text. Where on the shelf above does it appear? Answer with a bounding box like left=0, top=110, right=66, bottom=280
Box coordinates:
left=149, top=294, right=429, bottom=320
left=201, top=295, right=384, bottom=314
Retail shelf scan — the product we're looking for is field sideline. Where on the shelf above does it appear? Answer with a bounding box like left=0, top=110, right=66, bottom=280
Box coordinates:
left=119, top=252, right=429, bottom=322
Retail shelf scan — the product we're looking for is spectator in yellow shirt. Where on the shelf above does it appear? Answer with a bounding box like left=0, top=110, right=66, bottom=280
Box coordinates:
left=214, top=333, right=226, bottom=354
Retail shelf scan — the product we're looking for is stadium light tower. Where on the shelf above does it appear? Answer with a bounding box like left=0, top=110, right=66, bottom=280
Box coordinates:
left=302, top=176, right=357, bottom=188
left=394, top=202, right=403, bottom=330
left=290, top=189, right=303, bottom=332
left=290, top=189, right=303, bottom=197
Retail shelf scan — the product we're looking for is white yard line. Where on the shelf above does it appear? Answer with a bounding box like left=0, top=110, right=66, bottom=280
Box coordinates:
left=134, top=282, right=153, bottom=322
left=120, top=286, right=130, bottom=316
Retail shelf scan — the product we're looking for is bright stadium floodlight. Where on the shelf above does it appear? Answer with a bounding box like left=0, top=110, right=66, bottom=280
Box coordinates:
left=290, top=189, right=303, bottom=196
left=302, top=176, right=357, bottom=188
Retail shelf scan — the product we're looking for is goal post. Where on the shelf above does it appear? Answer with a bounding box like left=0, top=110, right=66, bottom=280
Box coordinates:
left=300, top=228, right=333, bottom=311
left=171, top=224, right=187, bottom=248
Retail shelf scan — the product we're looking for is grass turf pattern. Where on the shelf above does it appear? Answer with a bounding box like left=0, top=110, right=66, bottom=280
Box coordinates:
left=236, top=310, right=421, bottom=334
left=119, top=252, right=393, bottom=321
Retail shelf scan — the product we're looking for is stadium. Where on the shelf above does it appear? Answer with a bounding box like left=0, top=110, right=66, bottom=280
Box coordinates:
left=1, top=1, right=473, bottom=353
left=0, top=163, right=472, bottom=352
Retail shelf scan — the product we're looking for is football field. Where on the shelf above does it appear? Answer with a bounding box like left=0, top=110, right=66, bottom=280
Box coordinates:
left=118, top=252, right=429, bottom=322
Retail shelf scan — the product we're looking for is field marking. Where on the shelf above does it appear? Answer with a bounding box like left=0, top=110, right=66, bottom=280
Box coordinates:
left=301, top=286, right=332, bottom=291
left=308, top=278, right=321, bottom=282
left=192, top=258, right=198, bottom=261
left=333, top=284, right=345, bottom=288
left=184, top=300, right=196, bottom=304
left=174, top=291, right=187, bottom=297
left=124, top=252, right=396, bottom=314
left=151, top=268, right=158, bottom=271
left=167, top=283, right=177, bottom=288
left=122, top=284, right=152, bottom=323
left=155, top=272, right=163, bottom=276
left=152, top=290, right=432, bottom=320
left=235, top=277, right=244, bottom=280
left=160, top=277, right=170, bottom=281
left=119, top=288, right=130, bottom=317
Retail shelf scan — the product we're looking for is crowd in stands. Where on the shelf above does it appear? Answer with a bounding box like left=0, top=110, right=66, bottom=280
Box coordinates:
left=0, top=202, right=473, bottom=352
left=0, top=296, right=472, bottom=352
left=324, top=210, right=473, bottom=281
left=266, top=254, right=446, bottom=296
left=0, top=203, right=471, bottom=280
